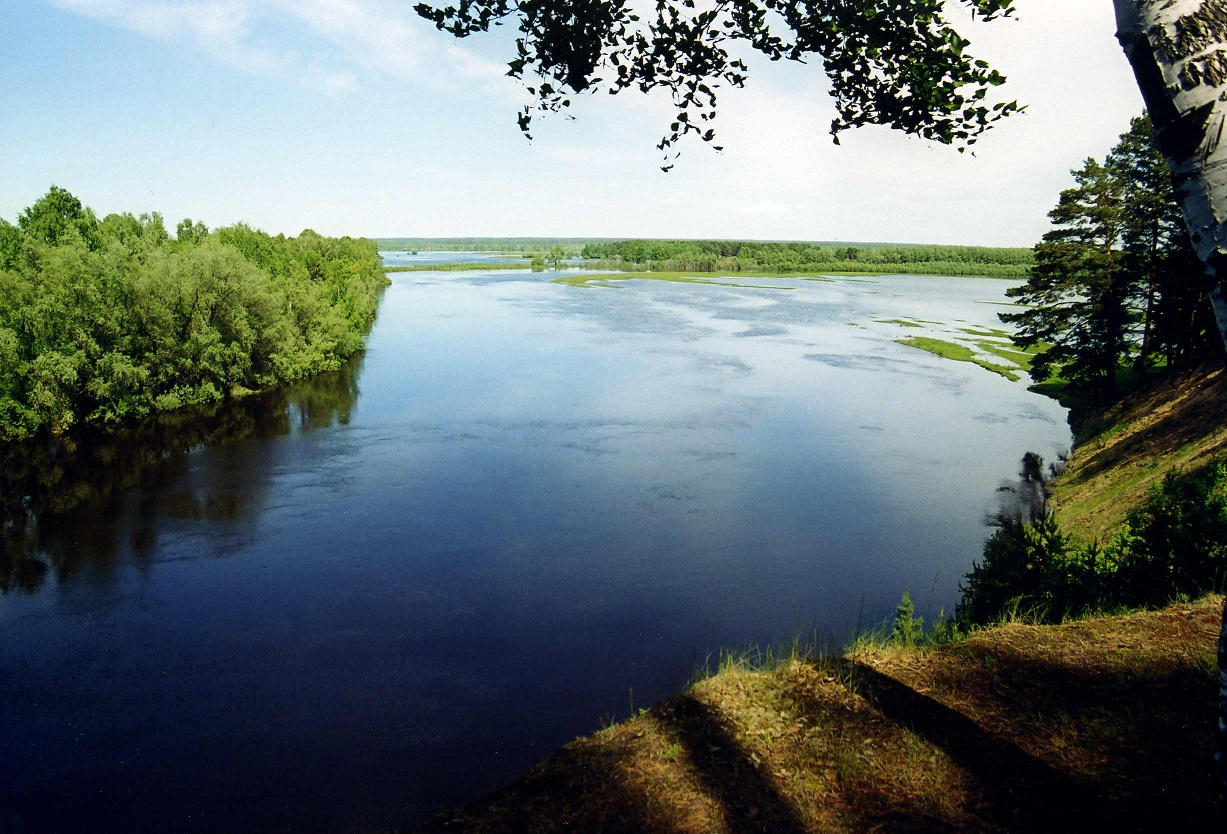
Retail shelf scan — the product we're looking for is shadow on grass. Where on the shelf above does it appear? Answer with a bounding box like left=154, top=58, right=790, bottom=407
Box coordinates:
left=836, top=658, right=1214, bottom=831
left=411, top=737, right=678, bottom=834
left=656, top=694, right=808, bottom=834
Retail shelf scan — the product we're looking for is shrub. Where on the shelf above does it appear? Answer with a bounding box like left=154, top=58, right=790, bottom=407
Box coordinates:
left=956, top=458, right=1227, bottom=626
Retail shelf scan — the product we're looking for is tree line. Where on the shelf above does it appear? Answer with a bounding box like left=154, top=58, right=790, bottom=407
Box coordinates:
left=0, top=187, right=388, bottom=441
left=376, top=237, right=598, bottom=254
left=1004, top=115, right=1217, bottom=400
left=950, top=115, right=1227, bottom=627
left=580, top=239, right=1034, bottom=277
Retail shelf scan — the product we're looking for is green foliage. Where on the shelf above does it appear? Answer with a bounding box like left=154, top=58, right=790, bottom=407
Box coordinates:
left=895, top=336, right=1020, bottom=380
left=0, top=187, right=389, bottom=441
left=17, top=184, right=99, bottom=249
left=577, top=239, right=1031, bottom=277
left=1003, top=156, right=1131, bottom=399
left=890, top=592, right=925, bottom=646
left=1115, top=461, right=1227, bottom=605
left=176, top=217, right=209, bottom=246
left=1003, top=115, right=1212, bottom=401
left=956, top=460, right=1227, bottom=626
left=414, top=0, right=1021, bottom=167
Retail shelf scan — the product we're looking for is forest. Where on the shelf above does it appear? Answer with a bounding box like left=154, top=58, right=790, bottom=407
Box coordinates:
left=0, top=187, right=388, bottom=442
left=1003, top=116, right=1218, bottom=401
left=579, top=239, right=1035, bottom=277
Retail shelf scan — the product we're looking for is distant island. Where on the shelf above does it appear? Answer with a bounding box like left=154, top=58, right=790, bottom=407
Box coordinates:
left=378, top=238, right=1035, bottom=279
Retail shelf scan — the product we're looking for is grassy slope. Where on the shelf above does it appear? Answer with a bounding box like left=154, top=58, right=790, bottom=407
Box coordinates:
left=413, top=598, right=1222, bottom=832
left=1049, top=363, right=1227, bottom=540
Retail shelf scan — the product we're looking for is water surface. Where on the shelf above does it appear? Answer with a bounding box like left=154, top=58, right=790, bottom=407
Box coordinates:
left=0, top=266, right=1069, bottom=833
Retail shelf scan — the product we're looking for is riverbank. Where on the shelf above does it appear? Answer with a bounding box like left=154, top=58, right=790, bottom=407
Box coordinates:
left=411, top=596, right=1221, bottom=832
left=1049, top=362, right=1227, bottom=539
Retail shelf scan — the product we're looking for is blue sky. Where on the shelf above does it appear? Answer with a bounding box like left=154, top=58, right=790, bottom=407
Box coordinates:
left=3, top=1, right=1143, bottom=245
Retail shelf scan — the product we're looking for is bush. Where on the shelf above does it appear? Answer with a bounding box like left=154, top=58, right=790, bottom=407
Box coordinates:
left=956, top=458, right=1227, bottom=626
left=890, top=592, right=924, bottom=646
left=1115, top=460, right=1227, bottom=604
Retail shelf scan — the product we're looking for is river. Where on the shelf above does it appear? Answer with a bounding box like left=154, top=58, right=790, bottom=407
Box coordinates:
left=0, top=259, right=1069, bottom=833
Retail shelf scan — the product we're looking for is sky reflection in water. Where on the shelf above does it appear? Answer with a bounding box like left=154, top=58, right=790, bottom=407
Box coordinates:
left=0, top=266, right=1070, bottom=833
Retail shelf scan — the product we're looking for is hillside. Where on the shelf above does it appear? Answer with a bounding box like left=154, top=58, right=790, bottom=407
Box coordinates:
left=412, top=598, right=1221, bottom=832
left=1050, top=363, right=1227, bottom=539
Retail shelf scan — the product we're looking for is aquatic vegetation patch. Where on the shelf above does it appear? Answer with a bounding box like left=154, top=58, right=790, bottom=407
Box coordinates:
left=975, top=340, right=1037, bottom=370
left=896, top=337, right=1021, bottom=381
left=959, top=326, right=1011, bottom=338
left=875, top=317, right=944, bottom=328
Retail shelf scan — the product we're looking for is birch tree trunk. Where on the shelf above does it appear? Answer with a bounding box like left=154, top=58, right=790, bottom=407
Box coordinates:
left=1113, top=0, right=1227, bottom=808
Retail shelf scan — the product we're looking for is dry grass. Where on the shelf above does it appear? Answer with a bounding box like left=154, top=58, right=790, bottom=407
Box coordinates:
left=413, top=597, right=1222, bottom=833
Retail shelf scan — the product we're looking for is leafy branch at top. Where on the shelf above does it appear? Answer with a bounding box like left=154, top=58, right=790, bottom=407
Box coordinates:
left=413, top=0, right=1023, bottom=169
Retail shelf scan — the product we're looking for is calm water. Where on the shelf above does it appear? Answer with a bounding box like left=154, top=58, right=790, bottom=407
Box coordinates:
left=0, top=264, right=1069, bottom=833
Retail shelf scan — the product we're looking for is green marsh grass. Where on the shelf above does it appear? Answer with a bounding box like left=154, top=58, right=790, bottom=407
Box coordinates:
left=975, top=340, right=1037, bottom=370
left=896, top=336, right=1022, bottom=381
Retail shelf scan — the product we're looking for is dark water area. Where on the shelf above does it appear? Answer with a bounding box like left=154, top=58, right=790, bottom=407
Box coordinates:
left=0, top=264, right=1070, bottom=833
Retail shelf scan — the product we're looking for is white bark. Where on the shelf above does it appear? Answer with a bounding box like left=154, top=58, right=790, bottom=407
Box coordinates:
left=1115, top=0, right=1227, bottom=344
left=1113, top=0, right=1227, bottom=808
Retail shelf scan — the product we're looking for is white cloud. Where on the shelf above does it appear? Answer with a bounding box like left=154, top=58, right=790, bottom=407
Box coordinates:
left=29, top=0, right=1151, bottom=244
left=269, top=0, right=423, bottom=77
left=50, top=0, right=278, bottom=71
left=743, top=201, right=796, bottom=215
left=46, top=0, right=514, bottom=95
left=303, top=66, right=359, bottom=94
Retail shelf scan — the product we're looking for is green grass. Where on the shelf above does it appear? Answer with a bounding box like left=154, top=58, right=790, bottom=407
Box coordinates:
left=975, top=340, right=1037, bottom=370
left=877, top=318, right=925, bottom=328
left=959, top=326, right=1011, bottom=338
left=896, top=336, right=1021, bottom=381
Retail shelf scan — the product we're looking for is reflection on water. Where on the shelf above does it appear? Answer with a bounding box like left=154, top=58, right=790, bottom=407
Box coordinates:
left=0, top=357, right=362, bottom=593
left=0, top=267, right=1071, bottom=834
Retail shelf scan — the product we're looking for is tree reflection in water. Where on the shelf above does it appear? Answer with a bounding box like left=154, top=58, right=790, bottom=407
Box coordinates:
left=0, top=355, right=363, bottom=594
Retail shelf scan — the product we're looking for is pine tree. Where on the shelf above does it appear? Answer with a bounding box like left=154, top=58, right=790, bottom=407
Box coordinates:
left=1003, top=156, right=1131, bottom=400
left=1003, top=115, right=1211, bottom=400
left=1109, top=116, right=1209, bottom=371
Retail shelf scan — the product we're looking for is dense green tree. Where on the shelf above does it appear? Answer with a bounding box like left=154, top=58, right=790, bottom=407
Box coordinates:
left=0, top=188, right=388, bottom=441
left=17, top=185, right=99, bottom=249
left=579, top=237, right=1032, bottom=277
left=1109, top=117, right=1212, bottom=369
left=1003, top=156, right=1132, bottom=399
left=176, top=217, right=209, bottom=246
left=1003, top=116, right=1211, bottom=400
left=0, top=219, right=22, bottom=271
